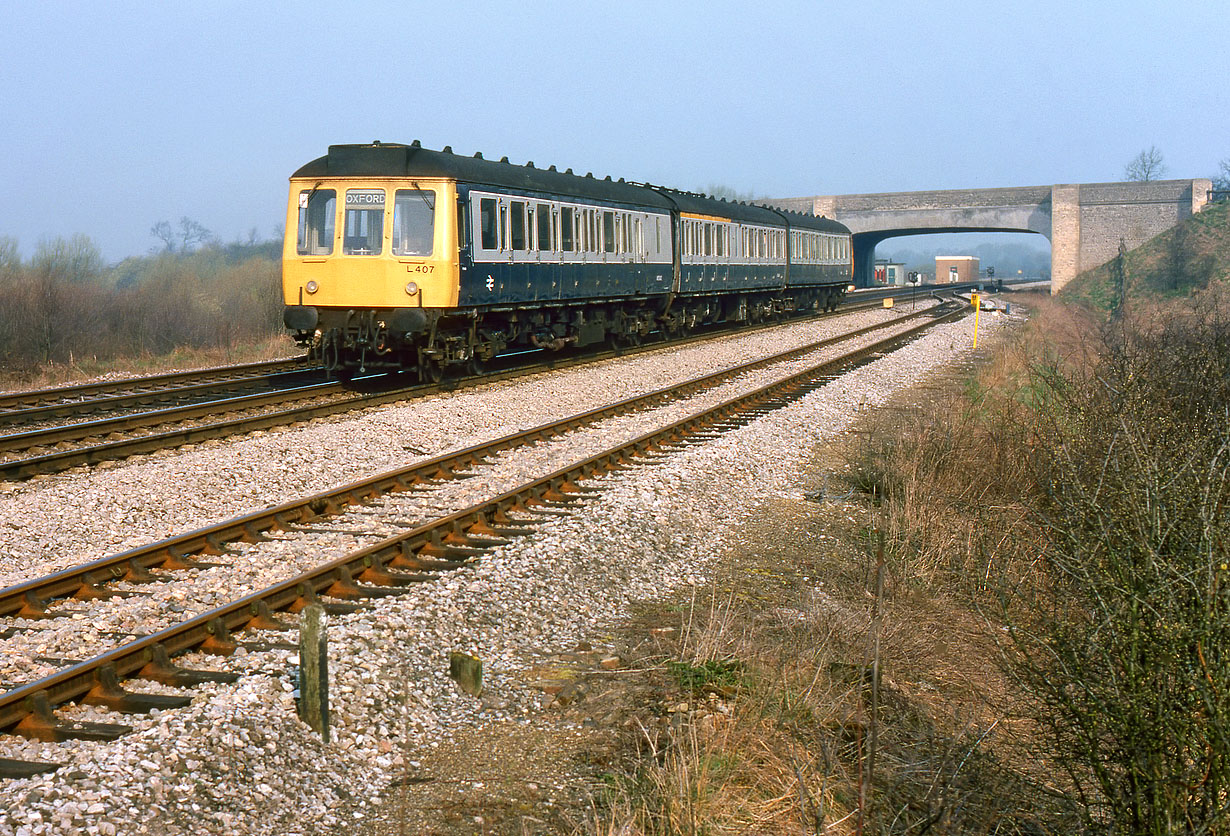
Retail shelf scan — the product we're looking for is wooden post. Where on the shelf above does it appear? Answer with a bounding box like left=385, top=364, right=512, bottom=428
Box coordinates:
left=299, top=604, right=329, bottom=742
left=449, top=651, right=483, bottom=697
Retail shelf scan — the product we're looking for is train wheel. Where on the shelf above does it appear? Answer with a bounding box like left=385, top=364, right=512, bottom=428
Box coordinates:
left=419, top=358, right=443, bottom=384
left=464, top=355, right=485, bottom=377
left=607, top=328, right=640, bottom=350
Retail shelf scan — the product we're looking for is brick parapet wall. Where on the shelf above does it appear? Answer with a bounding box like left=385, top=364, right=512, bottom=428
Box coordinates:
left=831, top=186, right=1054, bottom=212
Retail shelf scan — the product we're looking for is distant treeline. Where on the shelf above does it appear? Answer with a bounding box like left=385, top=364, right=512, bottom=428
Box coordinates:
left=0, top=234, right=283, bottom=375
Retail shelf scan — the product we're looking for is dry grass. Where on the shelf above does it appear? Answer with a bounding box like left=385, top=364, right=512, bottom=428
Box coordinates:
left=576, top=471, right=1066, bottom=836
left=0, top=333, right=300, bottom=393
left=578, top=295, right=1209, bottom=834
left=577, top=572, right=1061, bottom=835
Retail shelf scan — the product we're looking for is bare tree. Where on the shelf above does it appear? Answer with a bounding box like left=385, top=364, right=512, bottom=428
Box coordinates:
left=150, top=220, right=177, bottom=253
left=1124, top=146, right=1167, bottom=182
left=150, top=217, right=213, bottom=253
left=702, top=183, right=760, bottom=202
left=32, top=234, right=104, bottom=284
left=179, top=217, right=213, bottom=252
left=0, top=236, right=20, bottom=273
left=1213, top=158, right=1230, bottom=192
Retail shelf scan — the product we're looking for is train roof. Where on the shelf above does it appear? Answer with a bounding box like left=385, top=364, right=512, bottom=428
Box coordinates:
left=654, top=188, right=848, bottom=233
left=293, top=142, right=848, bottom=234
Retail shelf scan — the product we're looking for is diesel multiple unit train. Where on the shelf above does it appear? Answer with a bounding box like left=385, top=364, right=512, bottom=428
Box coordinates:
left=282, top=142, right=853, bottom=378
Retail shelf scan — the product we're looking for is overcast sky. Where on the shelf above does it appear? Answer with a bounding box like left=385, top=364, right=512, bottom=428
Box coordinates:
left=2, top=0, right=1227, bottom=262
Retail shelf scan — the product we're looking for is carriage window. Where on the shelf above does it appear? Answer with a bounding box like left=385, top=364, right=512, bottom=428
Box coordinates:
left=537, top=203, right=552, bottom=250
left=296, top=189, right=335, bottom=255
left=560, top=207, right=574, bottom=251
left=343, top=189, right=384, bottom=255
left=510, top=201, right=527, bottom=251
left=603, top=211, right=615, bottom=253
left=479, top=198, right=497, bottom=249
left=392, top=190, right=434, bottom=256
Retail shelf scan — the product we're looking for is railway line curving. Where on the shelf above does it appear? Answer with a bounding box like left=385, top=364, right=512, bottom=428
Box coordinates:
left=0, top=301, right=965, bottom=775
left=0, top=297, right=910, bottom=482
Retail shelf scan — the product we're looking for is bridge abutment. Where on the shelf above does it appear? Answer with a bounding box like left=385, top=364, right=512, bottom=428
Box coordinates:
left=1050, top=184, right=1081, bottom=291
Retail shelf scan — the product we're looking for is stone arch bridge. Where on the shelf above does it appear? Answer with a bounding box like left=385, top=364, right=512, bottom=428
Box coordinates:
left=771, top=179, right=1212, bottom=291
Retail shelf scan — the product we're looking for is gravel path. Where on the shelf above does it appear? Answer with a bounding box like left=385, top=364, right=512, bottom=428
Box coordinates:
left=0, top=304, right=1016, bottom=836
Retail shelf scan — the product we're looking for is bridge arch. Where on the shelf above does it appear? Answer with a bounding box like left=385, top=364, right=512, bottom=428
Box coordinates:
left=852, top=226, right=1050, bottom=289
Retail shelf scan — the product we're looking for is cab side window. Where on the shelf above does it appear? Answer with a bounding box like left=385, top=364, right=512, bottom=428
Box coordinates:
left=392, top=190, right=435, bottom=256
left=296, top=189, right=336, bottom=255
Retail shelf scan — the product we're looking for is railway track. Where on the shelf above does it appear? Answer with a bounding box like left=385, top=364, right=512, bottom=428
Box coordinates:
left=0, top=298, right=900, bottom=482
left=0, top=356, right=317, bottom=419
left=0, top=281, right=1020, bottom=483
left=0, top=300, right=967, bottom=776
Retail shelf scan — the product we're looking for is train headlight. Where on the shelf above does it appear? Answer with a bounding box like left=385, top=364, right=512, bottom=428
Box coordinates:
left=405, top=281, right=419, bottom=295
left=305, top=281, right=318, bottom=294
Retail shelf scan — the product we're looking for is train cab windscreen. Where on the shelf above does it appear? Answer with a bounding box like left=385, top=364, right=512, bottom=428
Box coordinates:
left=344, top=189, right=385, bottom=255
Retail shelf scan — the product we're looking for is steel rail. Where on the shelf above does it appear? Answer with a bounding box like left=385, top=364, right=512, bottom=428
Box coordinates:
left=0, top=299, right=900, bottom=481
left=0, top=302, right=951, bottom=620
left=0, top=275, right=1024, bottom=414
left=0, top=380, right=348, bottom=455
left=0, top=303, right=966, bottom=739
left=0, top=368, right=329, bottom=429
left=0, top=357, right=314, bottom=412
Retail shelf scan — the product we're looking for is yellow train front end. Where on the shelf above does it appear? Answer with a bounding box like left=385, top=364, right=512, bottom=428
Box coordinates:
left=282, top=175, right=460, bottom=374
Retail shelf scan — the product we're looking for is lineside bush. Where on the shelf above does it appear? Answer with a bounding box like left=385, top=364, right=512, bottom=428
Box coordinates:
left=855, top=293, right=1230, bottom=832
left=1004, top=305, right=1230, bottom=834
left=0, top=235, right=287, bottom=383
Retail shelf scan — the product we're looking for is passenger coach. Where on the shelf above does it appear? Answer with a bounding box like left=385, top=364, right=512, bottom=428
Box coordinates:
left=283, top=142, right=851, bottom=378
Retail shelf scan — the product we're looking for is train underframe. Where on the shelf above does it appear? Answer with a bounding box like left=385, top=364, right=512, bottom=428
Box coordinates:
left=289, top=284, right=846, bottom=379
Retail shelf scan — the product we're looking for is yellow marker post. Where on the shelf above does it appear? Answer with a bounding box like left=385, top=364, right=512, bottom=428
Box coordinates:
left=971, top=293, right=980, bottom=348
